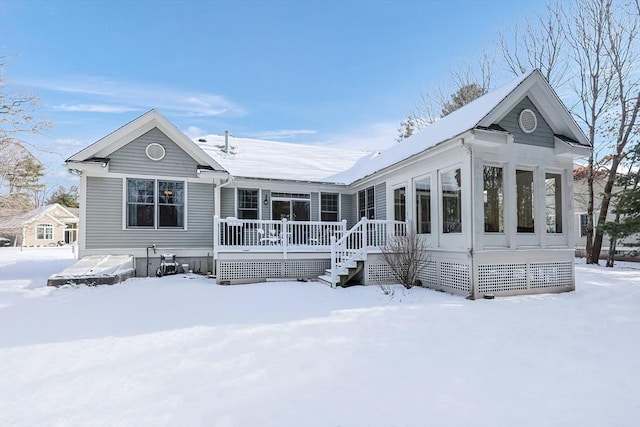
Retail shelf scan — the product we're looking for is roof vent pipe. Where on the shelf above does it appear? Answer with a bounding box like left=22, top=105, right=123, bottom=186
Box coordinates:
left=224, top=130, right=229, bottom=153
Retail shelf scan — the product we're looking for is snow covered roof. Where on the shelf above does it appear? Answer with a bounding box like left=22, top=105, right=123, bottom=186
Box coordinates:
left=194, top=135, right=367, bottom=182
left=328, top=69, right=590, bottom=185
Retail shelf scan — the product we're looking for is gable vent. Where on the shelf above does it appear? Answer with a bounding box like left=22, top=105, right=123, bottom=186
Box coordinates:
left=519, top=109, right=537, bottom=133
left=145, top=143, right=166, bottom=161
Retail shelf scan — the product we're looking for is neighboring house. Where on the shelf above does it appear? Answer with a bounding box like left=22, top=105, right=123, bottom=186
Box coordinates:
left=0, top=203, right=79, bottom=247
left=573, top=165, right=640, bottom=258
left=65, top=69, right=590, bottom=297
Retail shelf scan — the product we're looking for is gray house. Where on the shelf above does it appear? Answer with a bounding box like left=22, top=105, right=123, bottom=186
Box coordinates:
left=66, top=69, right=590, bottom=297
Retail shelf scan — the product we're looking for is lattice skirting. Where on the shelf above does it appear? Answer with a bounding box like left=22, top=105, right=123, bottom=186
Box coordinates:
left=368, top=259, right=470, bottom=294
left=477, top=261, right=573, bottom=294
left=217, top=259, right=330, bottom=282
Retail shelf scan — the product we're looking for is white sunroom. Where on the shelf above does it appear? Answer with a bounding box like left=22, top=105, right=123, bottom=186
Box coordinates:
left=208, top=69, right=590, bottom=297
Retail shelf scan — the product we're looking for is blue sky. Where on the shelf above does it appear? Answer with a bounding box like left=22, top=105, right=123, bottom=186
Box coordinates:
left=1, top=0, right=544, bottom=191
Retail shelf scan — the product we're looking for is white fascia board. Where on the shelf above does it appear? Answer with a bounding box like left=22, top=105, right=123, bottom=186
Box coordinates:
left=65, top=160, right=110, bottom=173
left=66, top=110, right=226, bottom=172
left=469, top=128, right=512, bottom=147
left=346, top=134, right=470, bottom=192
left=479, top=71, right=590, bottom=148
left=555, top=136, right=592, bottom=158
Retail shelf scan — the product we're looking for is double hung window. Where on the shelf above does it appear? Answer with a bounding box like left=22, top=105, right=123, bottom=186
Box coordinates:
left=237, top=189, right=259, bottom=219
left=321, top=193, right=339, bottom=222
left=36, top=224, right=54, bottom=240
left=127, top=179, right=185, bottom=228
left=358, top=187, right=375, bottom=219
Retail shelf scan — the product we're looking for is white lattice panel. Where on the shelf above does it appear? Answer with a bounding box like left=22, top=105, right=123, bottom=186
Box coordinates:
left=440, top=262, right=470, bottom=292
left=530, top=262, right=573, bottom=288
left=417, top=261, right=438, bottom=287
left=218, top=261, right=281, bottom=280
left=478, top=264, right=527, bottom=293
left=367, top=264, right=395, bottom=283
left=284, top=260, right=330, bottom=278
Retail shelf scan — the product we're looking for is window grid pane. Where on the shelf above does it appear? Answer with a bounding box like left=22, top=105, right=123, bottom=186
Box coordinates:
left=415, top=177, right=431, bottom=234
left=238, top=189, right=259, bottom=219
left=545, top=173, right=562, bottom=233
left=158, top=181, right=185, bottom=228
left=442, top=169, right=462, bottom=233
left=127, top=179, right=155, bottom=228
left=516, top=170, right=535, bottom=233
left=321, top=193, right=339, bottom=222
left=484, top=166, right=504, bottom=233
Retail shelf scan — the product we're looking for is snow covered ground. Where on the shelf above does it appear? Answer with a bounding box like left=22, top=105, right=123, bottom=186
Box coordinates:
left=1, top=247, right=638, bottom=427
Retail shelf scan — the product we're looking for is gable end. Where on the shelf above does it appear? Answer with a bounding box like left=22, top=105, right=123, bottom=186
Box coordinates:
left=497, top=97, right=554, bottom=149
left=109, top=128, right=198, bottom=178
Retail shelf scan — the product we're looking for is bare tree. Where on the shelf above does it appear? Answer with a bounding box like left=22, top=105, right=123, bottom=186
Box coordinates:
left=589, top=1, right=640, bottom=262
left=498, top=0, right=639, bottom=264
left=0, top=57, right=51, bottom=213
left=380, top=229, right=430, bottom=289
left=497, top=2, right=569, bottom=88
left=396, top=50, right=495, bottom=142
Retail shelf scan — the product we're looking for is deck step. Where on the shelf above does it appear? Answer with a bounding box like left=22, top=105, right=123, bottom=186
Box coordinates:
left=317, top=274, right=336, bottom=287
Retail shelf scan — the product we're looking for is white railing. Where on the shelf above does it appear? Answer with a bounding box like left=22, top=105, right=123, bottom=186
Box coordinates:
left=213, top=216, right=348, bottom=258
left=330, top=218, right=407, bottom=287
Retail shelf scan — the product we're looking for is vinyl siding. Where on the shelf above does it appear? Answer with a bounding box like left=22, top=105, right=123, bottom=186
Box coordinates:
left=85, top=176, right=214, bottom=249
left=375, top=183, right=386, bottom=220
left=261, top=189, right=271, bottom=220
left=311, top=192, right=319, bottom=221
left=341, top=193, right=356, bottom=227
left=220, top=187, right=235, bottom=218
left=108, top=128, right=199, bottom=177
left=498, top=97, right=555, bottom=149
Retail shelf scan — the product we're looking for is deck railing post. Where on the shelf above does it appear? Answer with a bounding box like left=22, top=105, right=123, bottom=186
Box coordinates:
left=362, top=217, right=368, bottom=250
left=330, top=235, right=337, bottom=288
left=213, top=215, right=220, bottom=259
left=282, top=217, right=288, bottom=259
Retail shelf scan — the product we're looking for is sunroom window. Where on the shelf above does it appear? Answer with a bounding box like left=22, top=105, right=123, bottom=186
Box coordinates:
left=484, top=166, right=504, bottom=233
left=516, top=169, right=535, bottom=233
left=394, top=187, right=406, bottom=222
left=415, top=177, right=431, bottom=234
left=545, top=173, right=563, bottom=233
left=441, top=168, right=462, bottom=233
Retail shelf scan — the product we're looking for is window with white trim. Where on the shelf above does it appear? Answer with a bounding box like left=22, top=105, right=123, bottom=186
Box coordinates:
left=483, top=166, right=504, bottom=233
left=126, top=179, right=185, bottom=228
left=441, top=168, right=462, bottom=233
left=36, top=223, right=54, bottom=240
left=516, top=169, right=535, bottom=233
left=415, top=177, right=431, bottom=234
left=237, top=189, right=259, bottom=219
left=545, top=173, right=563, bottom=233
left=321, top=193, right=339, bottom=222
left=358, top=186, right=375, bottom=219
left=580, top=213, right=588, bottom=237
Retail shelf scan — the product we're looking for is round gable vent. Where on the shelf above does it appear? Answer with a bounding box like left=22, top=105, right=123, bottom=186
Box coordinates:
left=519, top=109, right=537, bottom=133
left=145, top=143, right=166, bottom=161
